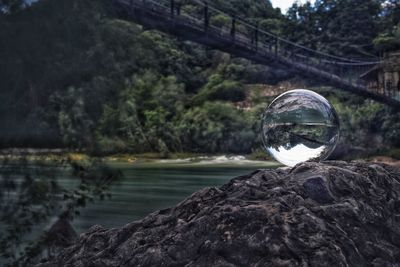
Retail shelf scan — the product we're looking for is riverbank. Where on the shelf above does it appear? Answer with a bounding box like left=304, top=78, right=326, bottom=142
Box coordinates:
left=370, top=156, right=400, bottom=168
left=0, top=149, right=399, bottom=168
left=0, top=149, right=272, bottom=164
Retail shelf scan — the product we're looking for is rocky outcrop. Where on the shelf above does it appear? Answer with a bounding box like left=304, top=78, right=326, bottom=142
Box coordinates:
left=38, top=161, right=400, bottom=267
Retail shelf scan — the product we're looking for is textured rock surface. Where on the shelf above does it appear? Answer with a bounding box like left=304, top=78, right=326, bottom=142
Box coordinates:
left=38, top=161, right=400, bottom=267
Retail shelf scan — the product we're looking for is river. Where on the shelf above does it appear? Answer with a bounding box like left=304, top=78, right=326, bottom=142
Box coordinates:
left=70, top=156, right=279, bottom=232
left=0, top=155, right=279, bottom=237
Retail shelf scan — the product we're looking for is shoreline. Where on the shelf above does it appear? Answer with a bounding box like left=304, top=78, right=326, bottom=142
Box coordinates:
left=0, top=149, right=399, bottom=168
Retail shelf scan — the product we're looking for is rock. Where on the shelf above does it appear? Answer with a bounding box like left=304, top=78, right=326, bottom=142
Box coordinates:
left=37, top=161, right=400, bottom=267
left=329, top=142, right=367, bottom=160
left=302, top=176, right=334, bottom=204
left=44, top=213, right=78, bottom=254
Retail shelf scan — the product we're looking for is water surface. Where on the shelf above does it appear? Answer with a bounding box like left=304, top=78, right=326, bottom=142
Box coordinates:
left=73, top=156, right=278, bottom=232
left=0, top=156, right=279, bottom=234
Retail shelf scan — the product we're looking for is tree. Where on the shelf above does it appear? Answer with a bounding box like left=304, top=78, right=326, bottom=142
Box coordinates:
left=0, top=0, right=24, bottom=13
left=373, top=0, right=400, bottom=52
left=50, top=87, right=94, bottom=149
left=0, top=155, right=121, bottom=265
left=178, top=102, right=256, bottom=153
left=193, top=74, right=246, bottom=105
left=95, top=71, right=185, bottom=154
left=285, top=0, right=383, bottom=56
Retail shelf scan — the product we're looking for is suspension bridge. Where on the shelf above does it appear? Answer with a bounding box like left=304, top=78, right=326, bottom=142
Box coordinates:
left=112, top=0, right=400, bottom=109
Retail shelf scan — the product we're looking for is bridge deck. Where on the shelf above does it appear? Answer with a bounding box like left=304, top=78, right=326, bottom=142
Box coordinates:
left=113, top=0, right=400, bottom=109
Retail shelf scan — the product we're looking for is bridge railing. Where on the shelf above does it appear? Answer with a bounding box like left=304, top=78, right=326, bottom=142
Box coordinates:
left=115, top=0, right=400, bottom=99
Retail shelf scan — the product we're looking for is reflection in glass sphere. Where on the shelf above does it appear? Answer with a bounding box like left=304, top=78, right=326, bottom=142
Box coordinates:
left=262, top=89, right=340, bottom=167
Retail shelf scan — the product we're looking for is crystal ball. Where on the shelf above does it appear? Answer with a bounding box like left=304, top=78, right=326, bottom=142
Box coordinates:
left=262, top=89, right=340, bottom=167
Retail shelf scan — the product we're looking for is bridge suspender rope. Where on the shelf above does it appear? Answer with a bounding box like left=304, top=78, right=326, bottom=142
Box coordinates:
left=203, top=2, right=208, bottom=32
left=113, top=0, right=400, bottom=109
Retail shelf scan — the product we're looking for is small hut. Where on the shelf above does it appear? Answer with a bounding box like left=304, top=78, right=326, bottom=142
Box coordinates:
left=360, top=51, right=400, bottom=96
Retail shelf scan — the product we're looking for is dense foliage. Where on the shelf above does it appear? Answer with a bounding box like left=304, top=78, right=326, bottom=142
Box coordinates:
left=285, top=0, right=400, bottom=56
left=0, top=154, right=121, bottom=265
left=0, top=0, right=398, bottom=156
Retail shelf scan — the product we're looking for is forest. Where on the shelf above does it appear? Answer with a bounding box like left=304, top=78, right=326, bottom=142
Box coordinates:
left=0, top=0, right=399, bottom=157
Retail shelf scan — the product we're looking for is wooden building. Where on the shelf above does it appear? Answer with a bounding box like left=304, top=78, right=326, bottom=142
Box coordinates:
left=360, top=51, right=400, bottom=97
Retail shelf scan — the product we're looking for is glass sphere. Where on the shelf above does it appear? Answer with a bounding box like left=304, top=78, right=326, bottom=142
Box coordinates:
left=262, top=89, right=340, bottom=167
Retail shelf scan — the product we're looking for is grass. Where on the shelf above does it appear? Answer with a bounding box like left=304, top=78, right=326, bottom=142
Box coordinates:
left=379, top=148, right=400, bottom=160
left=248, top=148, right=272, bottom=161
